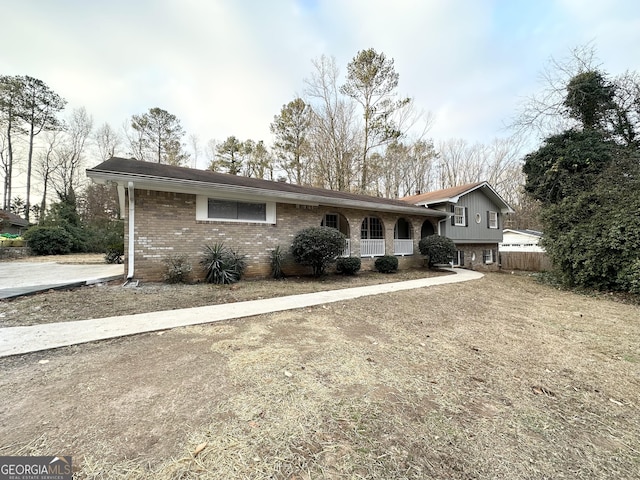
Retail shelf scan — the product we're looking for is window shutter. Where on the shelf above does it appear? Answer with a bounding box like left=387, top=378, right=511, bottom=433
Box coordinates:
left=464, top=207, right=469, bottom=227
left=493, top=249, right=498, bottom=265
left=497, top=212, right=500, bottom=229
left=487, top=211, right=490, bottom=229
left=451, top=204, right=455, bottom=226
left=460, top=251, right=465, bottom=266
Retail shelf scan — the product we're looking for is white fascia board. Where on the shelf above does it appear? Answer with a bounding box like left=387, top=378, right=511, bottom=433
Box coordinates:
left=87, top=171, right=446, bottom=218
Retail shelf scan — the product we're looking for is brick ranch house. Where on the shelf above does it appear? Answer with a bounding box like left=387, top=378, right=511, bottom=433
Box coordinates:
left=87, top=157, right=449, bottom=281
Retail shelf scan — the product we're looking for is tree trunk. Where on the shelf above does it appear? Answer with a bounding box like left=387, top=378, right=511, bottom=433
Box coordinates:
left=25, top=125, right=35, bottom=222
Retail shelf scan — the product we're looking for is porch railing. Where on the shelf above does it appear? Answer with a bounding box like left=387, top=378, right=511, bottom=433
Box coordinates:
left=393, top=239, right=414, bottom=256
left=360, top=239, right=385, bottom=257
left=341, top=239, right=351, bottom=257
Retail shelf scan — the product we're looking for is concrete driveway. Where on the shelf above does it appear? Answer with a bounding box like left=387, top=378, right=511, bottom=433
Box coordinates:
left=0, top=262, right=124, bottom=299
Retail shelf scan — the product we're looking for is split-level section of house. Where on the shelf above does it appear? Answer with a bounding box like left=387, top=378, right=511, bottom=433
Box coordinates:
left=401, top=182, right=514, bottom=271
left=87, top=157, right=448, bottom=281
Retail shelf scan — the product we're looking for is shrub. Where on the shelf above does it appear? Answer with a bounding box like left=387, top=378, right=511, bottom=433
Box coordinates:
left=200, top=243, right=247, bottom=284
left=23, top=226, right=73, bottom=255
left=375, top=255, right=398, bottom=274
left=270, top=245, right=286, bottom=280
left=419, top=235, right=456, bottom=267
left=104, top=242, right=124, bottom=264
left=290, top=226, right=346, bottom=276
left=162, top=254, right=193, bottom=284
left=336, top=256, right=361, bottom=275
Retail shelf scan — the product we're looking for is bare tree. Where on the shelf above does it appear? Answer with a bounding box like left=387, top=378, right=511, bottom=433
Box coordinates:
left=94, top=122, right=122, bottom=161
left=188, top=133, right=200, bottom=169
left=512, top=43, right=601, bottom=138
left=51, top=107, right=93, bottom=199
left=34, top=130, right=61, bottom=222
left=304, top=55, right=360, bottom=191
left=204, top=138, right=217, bottom=168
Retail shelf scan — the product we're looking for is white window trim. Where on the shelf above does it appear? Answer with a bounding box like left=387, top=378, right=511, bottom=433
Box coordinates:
left=454, top=206, right=466, bottom=226
left=196, top=195, right=276, bottom=224
left=488, top=211, right=498, bottom=229
left=483, top=249, right=494, bottom=264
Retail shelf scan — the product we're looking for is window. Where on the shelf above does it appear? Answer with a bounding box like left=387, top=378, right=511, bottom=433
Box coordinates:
left=394, top=218, right=412, bottom=239
left=322, top=213, right=338, bottom=229
left=454, top=206, right=466, bottom=226
left=208, top=199, right=266, bottom=221
left=483, top=249, right=494, bottom=264
left=361, top=216, right=384, bottom=239
left=488, top=211, right=498, bottom=229
left=196, top=195, right=275, bottom=223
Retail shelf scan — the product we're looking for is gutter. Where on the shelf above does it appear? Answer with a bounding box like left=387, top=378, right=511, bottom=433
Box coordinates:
left=125, top=181, right=135, bottom=282
left=87, top=170, right=448, bottom=219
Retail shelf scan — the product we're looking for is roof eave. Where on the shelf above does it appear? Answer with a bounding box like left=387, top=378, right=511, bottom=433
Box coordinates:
left=86, top=169, right=447, bottom=218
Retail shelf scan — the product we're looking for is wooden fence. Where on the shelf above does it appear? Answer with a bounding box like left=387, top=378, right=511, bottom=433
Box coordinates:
left=500, top=252, right=553, bottom=272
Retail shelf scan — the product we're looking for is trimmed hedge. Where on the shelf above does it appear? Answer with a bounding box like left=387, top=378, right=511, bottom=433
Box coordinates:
left=336, top=256, right=361, bottom=275
left=375, top=255, right=398, bottom=274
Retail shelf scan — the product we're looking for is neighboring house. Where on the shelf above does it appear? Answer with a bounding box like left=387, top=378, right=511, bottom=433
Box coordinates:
left=499, top=229, right=545, bottom=253
left=0, top=209, right=29, bottom=235
left=86, top=157, right=448, bottom=281
left=401, top=181, right=514, bottom=271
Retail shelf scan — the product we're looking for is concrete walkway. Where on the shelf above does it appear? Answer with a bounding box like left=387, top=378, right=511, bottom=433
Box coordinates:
left=0, top=262, right=124, bottom=299
left=0, top=268, right=483, bottom=358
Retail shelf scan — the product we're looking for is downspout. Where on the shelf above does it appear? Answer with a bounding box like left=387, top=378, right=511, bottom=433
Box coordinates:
left=126, top=181, right=135, bottom=281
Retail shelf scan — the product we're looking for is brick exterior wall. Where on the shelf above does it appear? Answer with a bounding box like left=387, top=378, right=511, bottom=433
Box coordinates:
left=125, top=189, right=439, bottom=281
left=454, top=243, right=501, bottom=272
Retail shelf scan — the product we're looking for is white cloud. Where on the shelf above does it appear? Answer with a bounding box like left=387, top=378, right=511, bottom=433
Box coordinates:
left=2, top=0, right=640, bottom=163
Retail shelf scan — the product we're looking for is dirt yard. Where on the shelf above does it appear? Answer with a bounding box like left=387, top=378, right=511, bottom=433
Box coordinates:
left=1, top=259, right=639, bottom=479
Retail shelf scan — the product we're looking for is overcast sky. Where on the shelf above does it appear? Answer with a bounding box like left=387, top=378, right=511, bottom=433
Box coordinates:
left=2, top=0, right=640, bottom=170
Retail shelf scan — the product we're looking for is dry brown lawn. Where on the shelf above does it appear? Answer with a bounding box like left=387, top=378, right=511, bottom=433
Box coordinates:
left=0, top=260, right=639, bottom=479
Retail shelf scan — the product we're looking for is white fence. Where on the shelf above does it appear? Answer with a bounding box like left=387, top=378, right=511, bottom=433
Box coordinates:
left=341, top=239, right=351, bottom=257
left=393, top=239, right=413, bottom=256
left=360, top=239, right=385, bottom=257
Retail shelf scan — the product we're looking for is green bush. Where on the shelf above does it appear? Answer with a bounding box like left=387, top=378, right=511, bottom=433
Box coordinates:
left=270, top=245, right=286, bottom=280
left=104, top=242, right=124, bottom=264
left=200, top=243, right=247, bottom=284
left=375, top=255, right=398, bottom=274
left=419, top=235, right=456, bottom=267
left=336, top=256, right=361, bottom=275
left=290, top=226, right=346, bottom=276
left=23, top=226, right=73, bottom=255
left=162, top=254, right=193, bottom=284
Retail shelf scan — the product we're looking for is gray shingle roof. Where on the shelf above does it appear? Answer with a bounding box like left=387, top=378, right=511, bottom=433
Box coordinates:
left=87, top=157, right=447, bottom=217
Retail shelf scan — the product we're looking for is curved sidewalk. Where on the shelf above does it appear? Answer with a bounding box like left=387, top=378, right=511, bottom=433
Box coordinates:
left=0, top=269, right=483, bottom=358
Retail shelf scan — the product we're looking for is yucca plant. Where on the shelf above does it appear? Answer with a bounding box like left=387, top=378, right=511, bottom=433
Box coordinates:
left=200, top=243, right=247, bottom=284
left=270, top=245, right=286, bottom=280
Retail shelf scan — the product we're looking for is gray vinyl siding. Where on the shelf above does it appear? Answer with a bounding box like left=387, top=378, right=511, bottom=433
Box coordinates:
left=437, top=190, right=504, bottom=243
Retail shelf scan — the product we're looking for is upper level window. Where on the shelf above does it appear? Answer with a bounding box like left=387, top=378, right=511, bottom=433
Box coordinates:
left=488, top=211, right=498, bottom=229
left=454, top=206, right=466, bottom=226
left=208, top=199, right=266, bottom=221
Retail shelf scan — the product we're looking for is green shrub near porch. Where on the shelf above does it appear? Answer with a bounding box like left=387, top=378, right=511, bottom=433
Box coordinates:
left=291, top=226, right=346, bottom=277
left=375, top=255, right=398, bottom=274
